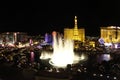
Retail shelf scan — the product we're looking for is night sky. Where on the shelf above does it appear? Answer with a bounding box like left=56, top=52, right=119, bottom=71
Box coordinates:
left=48, top=0, right=120, bottom=36
left=0, top=1, right=120, bottom=36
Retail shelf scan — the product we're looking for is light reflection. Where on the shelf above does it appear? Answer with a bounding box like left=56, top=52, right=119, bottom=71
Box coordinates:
left=40, top=32, right=87, bottom=68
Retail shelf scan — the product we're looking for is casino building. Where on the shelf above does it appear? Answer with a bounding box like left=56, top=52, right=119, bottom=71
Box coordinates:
left=64, top=16, right=85, bottom=42
left=0, top=32, right=28, bottom=45
left=100, top=26, right=120, bottom=48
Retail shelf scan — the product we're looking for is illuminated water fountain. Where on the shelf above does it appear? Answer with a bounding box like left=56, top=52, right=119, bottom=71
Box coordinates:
left=40, top=32, right=86, bottom=68
left=49, top=32, right=74, bottom=68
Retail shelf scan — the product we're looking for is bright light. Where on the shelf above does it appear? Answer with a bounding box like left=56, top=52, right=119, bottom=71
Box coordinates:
left=115, top=44, right=118, bottom=48
left=40, top=32, right=87, bottom=68
left=110, top=26, right=120, bottom=29
left=7, top=43, right=15, bottom=47
left=40, top=52, right=53, bottom=59
left=104, top=43, right=112, bottom=46
left=80, top=54, right=85, bottom=60
left=50, top=34, right=74, bottom=68
left=101, top=54, right=111, bottom=61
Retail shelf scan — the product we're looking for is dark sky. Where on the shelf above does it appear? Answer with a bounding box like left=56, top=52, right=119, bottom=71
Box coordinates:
left=0, top=1, right=46, bottom=35
left=0, top=1, right=120, bottom=36
left=48, top=0, right=120, bottom=36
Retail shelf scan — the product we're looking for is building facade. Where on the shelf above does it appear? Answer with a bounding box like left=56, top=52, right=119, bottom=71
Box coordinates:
left=64, top=16, right=85, bottom=42
left=100, top=26, right=120, bottom=43
left=0, top=32, right=28, bottom=44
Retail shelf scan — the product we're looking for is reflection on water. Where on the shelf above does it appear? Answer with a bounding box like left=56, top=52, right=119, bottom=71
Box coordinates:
left=97, top=54, right=112, bottom=63
left=40, top=51, right=87, bottom=67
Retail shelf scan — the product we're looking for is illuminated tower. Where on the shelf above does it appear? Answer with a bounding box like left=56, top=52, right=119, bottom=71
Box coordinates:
left=73, top=16, right=80, bottom=40
left=74, top=16, right=78, bottom=30
left=64, top=16, right=85, bottom=42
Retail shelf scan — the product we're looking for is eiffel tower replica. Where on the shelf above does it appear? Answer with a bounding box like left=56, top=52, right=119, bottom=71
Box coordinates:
left=73, top=16, right=80, bottom=41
